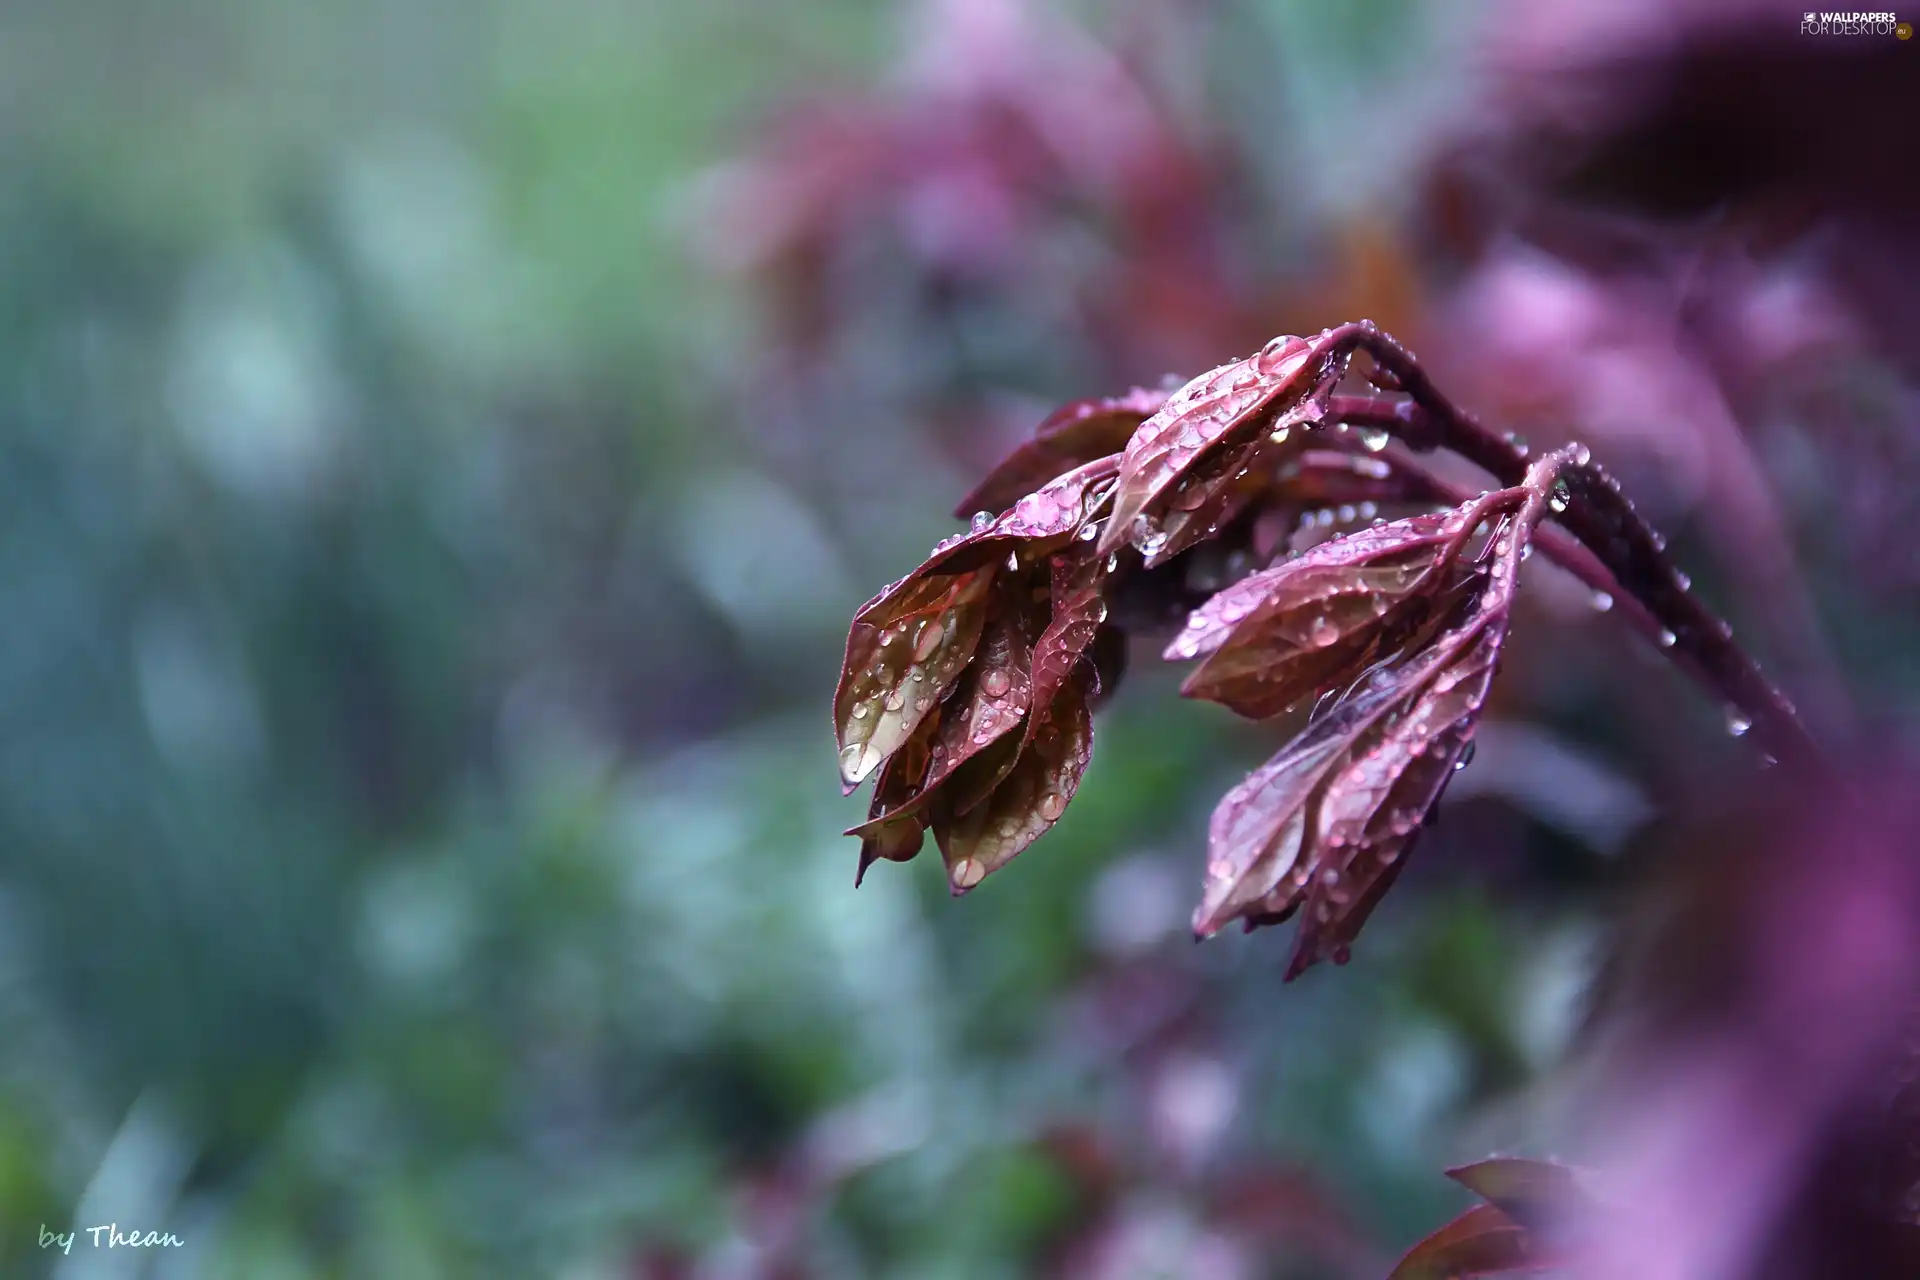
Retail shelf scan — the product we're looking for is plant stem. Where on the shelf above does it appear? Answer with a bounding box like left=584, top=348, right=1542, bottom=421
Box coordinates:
left=1317, top=323, right=1828, bottom=779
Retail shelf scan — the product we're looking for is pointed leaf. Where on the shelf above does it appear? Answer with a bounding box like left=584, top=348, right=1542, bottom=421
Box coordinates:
left=1445, top=1159, right=1590, bottom=1237
left=835, top=569, right=994, bottom=786
left=1387, top=1203, right=1538, bottom=1280
left=956, top=388, right=1164, bottom=517
left=1141, top=431, right=1301, bottom=569
left=934, top=664, right=1094, bottom=893
left=849, top=708, right=942, bottom=885
left=1099, top=333, right=1343, bottom=557
left=1192, top=678, right=1406, bottom=937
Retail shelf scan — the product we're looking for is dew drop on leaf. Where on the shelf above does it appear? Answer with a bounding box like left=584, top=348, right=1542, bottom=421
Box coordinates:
left=1356, top=425, right=1390, bottom=453
left=1726, top=708, right=1752, bottom=737
left=1658, top=628, right=1678, bottom=648
left=1592, top=590, right=1614, bottom=612
left=970, top=510, right=993, bottom=531
left=981, top=670, right=1011, bottom=698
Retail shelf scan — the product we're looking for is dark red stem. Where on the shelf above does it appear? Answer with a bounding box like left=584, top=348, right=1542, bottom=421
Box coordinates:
left=1318, top=322, right=1827, bottom=780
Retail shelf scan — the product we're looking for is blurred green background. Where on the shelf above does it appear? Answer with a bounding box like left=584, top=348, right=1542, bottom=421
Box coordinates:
left=5, top=0, right=1868, bottom=1275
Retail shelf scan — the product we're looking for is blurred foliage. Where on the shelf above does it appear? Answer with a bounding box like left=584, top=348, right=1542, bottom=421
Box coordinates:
left=3, top=0, right=1909, bottom=1276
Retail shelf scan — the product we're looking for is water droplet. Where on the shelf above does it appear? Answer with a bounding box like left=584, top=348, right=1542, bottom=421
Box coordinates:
left=1356, top=425, right=1391, bottom=453
left=1358, top=501, right=1379, bottom=519
left=884, top=686, right=907, bottom=712
left=1263, top=335, right=1295, bottom=359
left=970, top=510, right=993, bottom=532
left=1309, top=616, right=1340, bottom=648
left=1674, top=571, right=1691, bottom=591
left=1454, top=739, right=1476, bottom=771
left=1592, top=590, right=1614, bottom=612
left=851, top=703, right=870, bottom=719
left=1140, top=529, right=1170, bottom=557
left=1316, top=508, right=1335, bottom=527
left=1570, top=443, right=1591, bottom=466
left=1520, top=542, right=1534, bottom=561
left=1105, top=552, right=1119, bottom=572
left=1332, top=945, right=1352, bottom=965
left=1039, top=793, right=1066, bottom=820
left=1077, top=522, right=1099, bottom=542
left=1657, top=628, right=1677, bottom=648
left=1548, top=481, right=1570, bottom=513
left=839, top=743, right=870, bottom=779
left=981, top=670, right=1011, bottom=698
left=1725, top=708, right=1752, bottom=737
left=878, top=627, right=896, bottom=647
left=1504, top=431, right=1529, bottom=456
left=1232, top=371, right=1259, bottom=390
left=950, top=858, right=985, bottom=889
left=1006, top=551, right=1021, bottom=572
left=1269, top=425, right=1291, bottom=446
left=1337, top=504, right=1356, bottom=523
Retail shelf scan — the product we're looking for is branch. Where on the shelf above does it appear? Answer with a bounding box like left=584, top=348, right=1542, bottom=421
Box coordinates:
left=1318, top=323, right=1827, bottom=779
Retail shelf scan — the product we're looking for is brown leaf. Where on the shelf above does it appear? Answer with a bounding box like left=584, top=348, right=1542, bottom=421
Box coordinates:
left=955, top=388, right=1165, bottom=518
left=1191, top=676, right=1401, bottom=937
left=934, top=662, right=1095, bottom=893
left=1445, top=1158, right=1591, bottom=1237
left=835, top=455, right=1120, bottom=789
left=1190, top=523, right=1520, bottom=968
left=849, top=706, right=943, bottom=885
left=1387, top=1203, right=1538, bottom=1280
left=1167, top=511, right=1479, bottom=720
left=835, top=568, right=995, bottom=786
left=1140, top=430, right=1302, bottom=569
left=1098, top=333, right=1345, bottom=558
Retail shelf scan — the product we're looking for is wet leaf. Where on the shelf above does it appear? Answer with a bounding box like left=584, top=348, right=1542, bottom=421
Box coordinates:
left=934, top=663, right=1095, bottom=893
left=1166, top=511, right=1477, bottom=720
left=1098, top=333, right=1345, bottom=558
left=1387, top=1203, right=1536, bottom=1280
left=835, top=456, right=1121, bottom=790
left=1141, top=431, right=1301, bottom=569
left=1191, top=678, right=1400, bottom=937
left=849, top=707, right=942, bottom=885
left=956, top=388, right=1165, bottom=517
left=835, top=569, right=995, bottom=786
left=1190, top=535, right=1520, bottom=967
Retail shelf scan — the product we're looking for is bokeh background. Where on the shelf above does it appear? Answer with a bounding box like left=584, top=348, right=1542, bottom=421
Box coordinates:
left=2, top=0, right=1916, bottom=1275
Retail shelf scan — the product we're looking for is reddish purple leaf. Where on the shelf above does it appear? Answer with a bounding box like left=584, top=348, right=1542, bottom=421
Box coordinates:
left=1387, top=1203, right=1540, bottom=1280
left=934, top=663, right=1095, bottom=893
left=1166, top=511, right=1481, bottom=720
left=1098, top=333, right=1346, bottom=558
left=955, top=388, right=1165, bottom=518
left=835, top=568, right=994, bottom=786
left=1189, top=507, right=1523, bottom=966
left=849, top=707, right=943, bottom=885
left=1445, top=1158, right=1592, bottom=1237
left=1139, top=430, right=1302, bottom=569
left=835, top=456, right=1121, bottom=789
left=1191, top=676, right=1402, bottom=938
